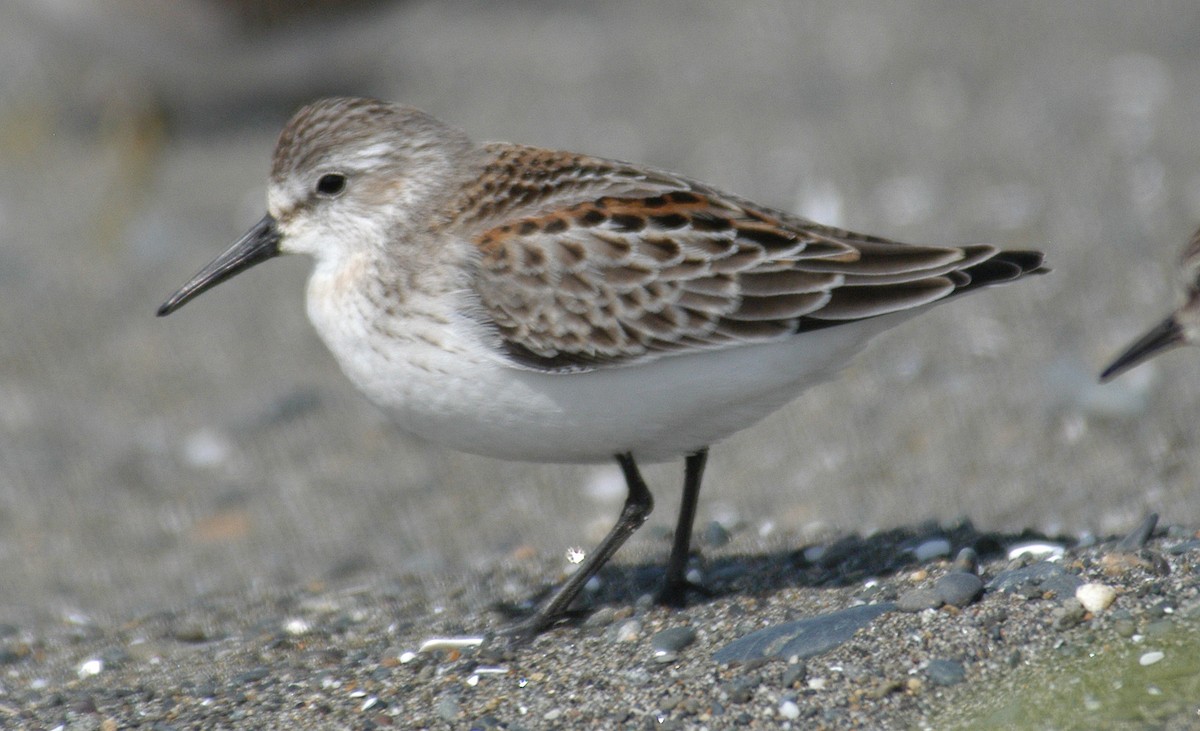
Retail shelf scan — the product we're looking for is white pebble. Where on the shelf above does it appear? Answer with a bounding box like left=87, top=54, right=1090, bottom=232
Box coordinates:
left=418, top=636, right=484, bottom=653
left=284, top=618, right=310, bottom=635
left=614, top=620, right=641, bottom=642
left=807, top=677, right=826, bottom=690
left=1007, top=542, right=1065, bottom=561
left=1139, top=651, right=1164, bottom=666
left=911, top=538, right=951, bottom=562
left=1075, top=583, right=1117, bottom=613
left=398, top=651, right=417, bottom=664
left=780, top=700, right=801, bottom=719
left=77, top=658, right=103, bottom=677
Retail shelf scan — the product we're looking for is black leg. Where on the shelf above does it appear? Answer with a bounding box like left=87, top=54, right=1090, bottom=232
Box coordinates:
left=657, top=448, right=709, bottom=607
left=500, top=452, right=654, bottom=644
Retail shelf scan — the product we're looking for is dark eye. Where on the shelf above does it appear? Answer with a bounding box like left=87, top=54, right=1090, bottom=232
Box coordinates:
left=315, top=173, right=347, bottom=198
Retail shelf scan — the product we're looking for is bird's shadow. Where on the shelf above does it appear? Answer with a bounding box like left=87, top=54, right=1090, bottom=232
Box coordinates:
left=493, top=519, right=1074, bottom=624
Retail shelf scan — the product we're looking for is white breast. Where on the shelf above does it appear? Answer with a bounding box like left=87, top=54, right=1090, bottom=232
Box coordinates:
left=307, top=266, right=911, bottom=463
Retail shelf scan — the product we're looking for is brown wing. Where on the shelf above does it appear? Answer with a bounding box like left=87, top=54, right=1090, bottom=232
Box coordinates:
left=460, top=148, right=1045, bottom=371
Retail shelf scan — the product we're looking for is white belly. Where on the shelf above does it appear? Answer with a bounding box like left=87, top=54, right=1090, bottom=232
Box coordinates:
left=310, top=286, right=910, bottom=463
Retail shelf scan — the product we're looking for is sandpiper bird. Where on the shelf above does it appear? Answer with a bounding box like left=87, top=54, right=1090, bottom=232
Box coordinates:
left=1102, top=226, right=1200, bottom=381
left=159, top=97, right=1047, bottom=640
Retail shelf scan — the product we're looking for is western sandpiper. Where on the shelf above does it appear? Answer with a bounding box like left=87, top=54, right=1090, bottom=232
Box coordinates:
left=159, top=97, right=1047, bottom=641
left=1102, top=225, right=1200, bottom=381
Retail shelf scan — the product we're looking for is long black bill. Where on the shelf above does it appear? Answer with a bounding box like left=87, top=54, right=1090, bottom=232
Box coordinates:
left=157, top=214, right=281, bottom=316
left=1099, top=315, right=1184, bottom=382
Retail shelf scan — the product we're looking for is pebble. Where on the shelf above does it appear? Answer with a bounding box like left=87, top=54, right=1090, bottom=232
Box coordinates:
left=926, top=659, right=966, bottom=686
left=1052, top=599, right=1087, bottom=630
left=1115, top=513, right=1158, bottom=552
left=896, top=586, right=943, bottom=612
left=651, top=626, right=697, bottom=663
left=613, top=620, right=641, bottom=643
left=713, top=603, right=894, bottom=663
left=77, top=658, right=104, bottom=678
left=1007, top=542, right=1066, bottom=561
left=436, top=694, right=459, bottom=722
left=910, top=537, right=952, bottom=562
left=701, top=521, right=732, bottom=548
left=896, top=571, right=982, bottom=611
left=719, top=676, right=759, bottom=704
left=934, top=572, right=984, bottom=608
left=779, top=700, right=801, bottom=719
left=1139, top=651, right=1165, bottom=666
left=780, top=662, right=807, bottom=688
left=1075, top=583, right=1117, bottom=613
left=952, top=547, right=979, bottom=574
left=986, top=561, right=1083, bottom=598
left=1110, top=610, right=1137, bottom=637
left=584, top=606, right=618, bottom=628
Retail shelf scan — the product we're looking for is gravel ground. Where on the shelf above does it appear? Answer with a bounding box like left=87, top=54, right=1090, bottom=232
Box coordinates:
left=3, top=1, right=1200, bottom=728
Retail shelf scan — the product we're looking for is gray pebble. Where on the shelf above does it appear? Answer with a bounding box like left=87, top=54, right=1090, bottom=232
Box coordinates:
left=896, top=586, right=943, bottom=612
left=1111, top=610, right=1137, bottom=638
left=713, top=603, right=894, bottom=663
left=584, top=606, right=618, bottom=628
left=436, top=694, right=460, bottom=722
left=651, top=626, right=696, bottom=662
left=910, top=537, right=952, bottom=562
left=719, top=675, right=759, bottom=704
left=926, top=659, right=966, bottom=686
left=701, top=520, right=732, bottom=548
left=1114, top=513, right=1158, bottom=552
left=952, top=547, right=979, bottom=574
left=986, top=561, right=1083, bottom=598
left=780, top=662, right=807, bottom=688
left=1052, top=599, right=1087, bottom=630
left=934, top=572, right=983, bottom=608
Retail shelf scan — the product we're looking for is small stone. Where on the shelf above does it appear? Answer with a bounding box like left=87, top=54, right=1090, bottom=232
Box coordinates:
left=779, top=700, right=800, bottom=720
left=1139, top=651, right=1165, bottom=666
left=1007, top=542, right=1066, bottom=561
left=869, top=679, right=906, bottom=699
left=987, top=561, right=1083, bottom=597
left=584, top=606, right=618, bottom=628
left=952, top=547, right=979, bottom=574
left=926, top=659, right=966, bottom=686
left=652, top=626, right=697, bottom=662
left=1115, top=513, right=1158, bottom=552
left=780, top=662, right=807, bottom=688
left=896, top=587, right=943, bottom=612
left=911, top=538, right=952, bottom=562
left=613, top=620, right=641, bottom=643
left=934, top=572, right=983, bottom=608
left=1110, top=609, right=1136, bottom=638
left=701, top=521, right=732, bottom=547
left=77, top=658, right=103, bottom=678
left=713, top=603, right=894, bottom=663
left=1052, top=599, right=1087, bottom=630
left=436, top=695, right=460, bottom=722
left=719, top=676, right=759, bottom=704
left=1075, top=583, right=1116, bottom=613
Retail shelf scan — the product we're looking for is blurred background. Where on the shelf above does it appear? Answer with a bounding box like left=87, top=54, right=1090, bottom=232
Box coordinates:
left=2, top=0, right=1199, bottom=628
